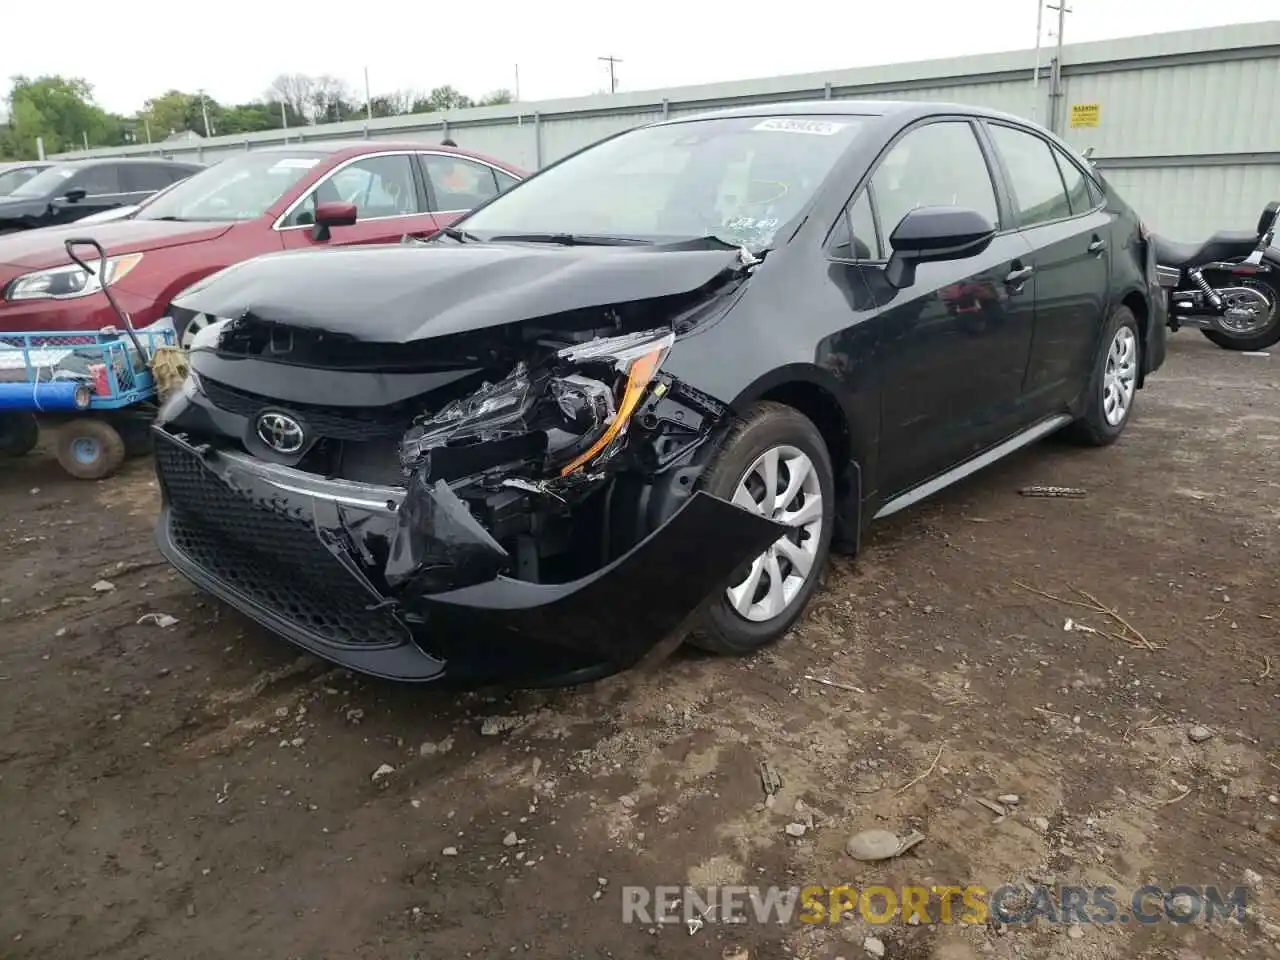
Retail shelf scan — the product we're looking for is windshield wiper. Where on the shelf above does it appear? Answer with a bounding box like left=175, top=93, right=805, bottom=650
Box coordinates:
left=441, top=226, right=482, bottom=243
left=487, top=232, right=650, bottom=246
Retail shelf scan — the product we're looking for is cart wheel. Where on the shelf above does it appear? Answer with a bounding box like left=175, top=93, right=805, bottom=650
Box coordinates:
left=0, top=412, right=39, bottom=457
left=56, top=419, right=127, bottom=480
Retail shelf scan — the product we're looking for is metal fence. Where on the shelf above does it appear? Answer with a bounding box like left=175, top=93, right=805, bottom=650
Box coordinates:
left=51, top=21, right=1280, bottom=239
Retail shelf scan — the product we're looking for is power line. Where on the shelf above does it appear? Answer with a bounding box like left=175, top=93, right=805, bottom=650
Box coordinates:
left=598, top=55, right=622, bottom=94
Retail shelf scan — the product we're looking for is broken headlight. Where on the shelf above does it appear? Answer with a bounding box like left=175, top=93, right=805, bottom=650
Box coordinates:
left=400, top=328, right=675, bottom=481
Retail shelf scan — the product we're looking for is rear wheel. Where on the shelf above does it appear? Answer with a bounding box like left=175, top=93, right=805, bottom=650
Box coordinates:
left=1201, top=275, right=1280, bottom=351
left=688, top=402, right=835, bottom=655
left=1066, top=306, right=1140, bottom=447
left=0, top=412, right=39, bottom=457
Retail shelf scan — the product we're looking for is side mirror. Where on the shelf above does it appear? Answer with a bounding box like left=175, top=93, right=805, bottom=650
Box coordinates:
left=311, top=200, right=358, bottom=242
left=884, top=206, right=996, bottom=290
left=64, top=187, right=87, bottom=203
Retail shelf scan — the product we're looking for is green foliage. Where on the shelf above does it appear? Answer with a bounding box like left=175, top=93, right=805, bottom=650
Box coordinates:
left=1, top=74, right=125, bottom=159
left=0, top=72, right=514, bottom=159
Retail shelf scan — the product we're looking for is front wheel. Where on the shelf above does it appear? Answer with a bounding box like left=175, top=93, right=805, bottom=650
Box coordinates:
left=1201, top=275, right=1280, bottom=351
left=55, top=418, right=126, bottom=480
left=688, top=401, right=836, bottom=655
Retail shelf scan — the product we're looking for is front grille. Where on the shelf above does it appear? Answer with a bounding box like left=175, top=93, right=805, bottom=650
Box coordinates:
left=156, top=439, right=409, bottom=648
left=200, top=377, right=414, bottom=441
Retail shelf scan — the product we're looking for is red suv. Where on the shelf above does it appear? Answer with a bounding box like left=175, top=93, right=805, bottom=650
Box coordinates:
left=0, top=141, right=524, bottom=344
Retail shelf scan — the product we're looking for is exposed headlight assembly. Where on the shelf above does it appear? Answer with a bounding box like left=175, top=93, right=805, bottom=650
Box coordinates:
left=4, top=252, right=144, bottom=301
left=400, top=328, right=675, bottom=480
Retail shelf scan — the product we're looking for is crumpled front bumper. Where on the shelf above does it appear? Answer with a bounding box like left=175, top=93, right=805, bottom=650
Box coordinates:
left=152, top=428, right=784, bottom=686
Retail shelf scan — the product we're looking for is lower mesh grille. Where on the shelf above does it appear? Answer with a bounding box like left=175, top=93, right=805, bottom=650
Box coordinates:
left=156, top=438, right=409, bottom=648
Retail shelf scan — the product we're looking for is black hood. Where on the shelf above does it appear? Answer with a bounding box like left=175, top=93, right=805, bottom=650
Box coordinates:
left=172, top=242, right=750, bottom=344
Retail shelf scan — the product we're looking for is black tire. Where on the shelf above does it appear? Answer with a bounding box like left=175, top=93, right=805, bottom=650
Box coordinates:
left=55, top=419, right=127, bottom=480
left=687, top=401, right=836, bottom=655
left=1201, top=276, right=1280, bottom=351
left=118, top=418, right=155, bottom=458
left=0, top=412, right=39, bottom=457
left=1065, top=306, right=1141, bottom=447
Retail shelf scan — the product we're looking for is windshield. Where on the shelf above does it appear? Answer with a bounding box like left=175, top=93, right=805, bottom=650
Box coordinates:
left=0, top=166, right=47, bottom=197
left=10, top=165, right=77, bottom=198
left=135, top=151, right=326, bottom=222
left=459, top=115, right=868, bottom=250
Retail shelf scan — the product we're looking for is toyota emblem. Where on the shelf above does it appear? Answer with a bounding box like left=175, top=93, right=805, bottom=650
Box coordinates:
left=256, top=412, right=306, bottom=454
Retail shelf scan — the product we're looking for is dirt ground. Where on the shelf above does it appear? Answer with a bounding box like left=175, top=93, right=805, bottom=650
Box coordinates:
left=1, top=334, right=1277, bottom=960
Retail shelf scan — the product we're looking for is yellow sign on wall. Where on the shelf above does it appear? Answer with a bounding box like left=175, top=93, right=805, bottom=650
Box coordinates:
left=1070, top=103, right=1101, bottom=128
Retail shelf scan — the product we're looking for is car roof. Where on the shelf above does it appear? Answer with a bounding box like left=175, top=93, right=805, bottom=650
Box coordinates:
left=659, top=98, right=1035, bottom=128
left=51, top=157, right=203, bottom=168
left=246, top=139, right=524, bottom=174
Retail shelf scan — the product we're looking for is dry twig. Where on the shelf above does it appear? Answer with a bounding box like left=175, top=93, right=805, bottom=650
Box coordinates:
left=1072, top=586, right=1157, bottom=650
left=1159, top=787, right=1192, bottom=807
left=803, top=675, right=865, bottom=694
left=896, top=744, right=944, bottom=795
left=1013, top=580, right=1159, bottom=650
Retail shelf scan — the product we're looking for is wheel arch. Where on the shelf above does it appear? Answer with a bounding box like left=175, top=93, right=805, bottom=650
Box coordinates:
left=730, top=364, right=870, bottom=553
left=1117, top=286, right=1151, bottom=387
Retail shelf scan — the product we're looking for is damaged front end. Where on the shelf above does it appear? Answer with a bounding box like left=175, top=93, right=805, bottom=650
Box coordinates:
left=153, top=247, right=783, bottom=685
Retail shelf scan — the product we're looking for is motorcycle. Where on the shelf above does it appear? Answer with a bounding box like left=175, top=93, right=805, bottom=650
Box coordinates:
left=1079, top=147, right=1280, bottom=352
left=1153, top=200, right=1280, bottom=352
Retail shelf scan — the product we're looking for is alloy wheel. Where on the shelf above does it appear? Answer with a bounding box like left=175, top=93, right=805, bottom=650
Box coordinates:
left=179, top=312, right=214, bottom=350
left=1102, top=326, right=1138, bottom=427
left=726, top=444, right=824, bottom=622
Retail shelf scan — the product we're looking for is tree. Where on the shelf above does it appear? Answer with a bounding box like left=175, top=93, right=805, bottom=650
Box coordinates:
left=265, top=73, right=315, bottom=123
left=307, top=74, right=354, bottom=124
left=141, top=89, right=201, bottom=136
left=412, top=85, right=473, bottom=113
left=478, top=89, right=514, bottom=106
left=2, top=75, right=121, bottom=158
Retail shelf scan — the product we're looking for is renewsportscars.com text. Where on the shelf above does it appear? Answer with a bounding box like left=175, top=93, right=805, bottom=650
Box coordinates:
left=621, top=884, right=1248, bottom=927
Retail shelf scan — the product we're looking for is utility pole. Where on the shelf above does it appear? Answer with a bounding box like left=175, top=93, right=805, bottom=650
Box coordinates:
left=143, top=116, right=152, bottom=144
left=514, top=63, right=521, bottom=101
left=198, top=89, right=212, bottom=137
left=1046, top=0, right=1071, bottom=132
left=1030, top=0, right=1045, bottom=123
left=280, top=100, right=289, bottom=142
left=364, top=66, right=373, bottom=123
left=598, top=55, right=622, bottom=94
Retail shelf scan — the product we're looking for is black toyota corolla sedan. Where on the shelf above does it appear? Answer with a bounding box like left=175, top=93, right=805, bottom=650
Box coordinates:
left=153, top=100, right=1166, bottom=686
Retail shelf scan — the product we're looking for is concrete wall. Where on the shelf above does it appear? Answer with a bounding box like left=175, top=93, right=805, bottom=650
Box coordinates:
left=53, top=21, right=1280, bottom=240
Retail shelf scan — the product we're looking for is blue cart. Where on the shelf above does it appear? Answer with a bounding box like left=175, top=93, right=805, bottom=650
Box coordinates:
left=0, top=238, right=177, bottom=480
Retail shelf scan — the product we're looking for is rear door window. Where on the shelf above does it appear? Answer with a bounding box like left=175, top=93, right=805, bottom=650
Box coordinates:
left=419, top=155, right=501, bottom=212
left=121, top=164, right=177, bottom=193
left=1051, top=148, right=1096, bottom=215
left=986, top=124, right=1073, bottom=226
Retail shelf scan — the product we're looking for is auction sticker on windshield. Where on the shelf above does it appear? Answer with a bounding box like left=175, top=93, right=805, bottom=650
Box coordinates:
left=753, top=118, right=847, bottom=136
left=269, top=158, right=321, bottom=171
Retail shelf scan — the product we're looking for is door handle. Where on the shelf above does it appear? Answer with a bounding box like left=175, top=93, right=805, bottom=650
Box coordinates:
left=1005, top=265, right=1034, bottom=284
left=1088, top=236, right=1106, bottom=254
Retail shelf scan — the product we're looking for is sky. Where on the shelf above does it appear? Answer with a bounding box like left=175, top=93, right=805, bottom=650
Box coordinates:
left=5, top=0, right=1280, bottom=117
